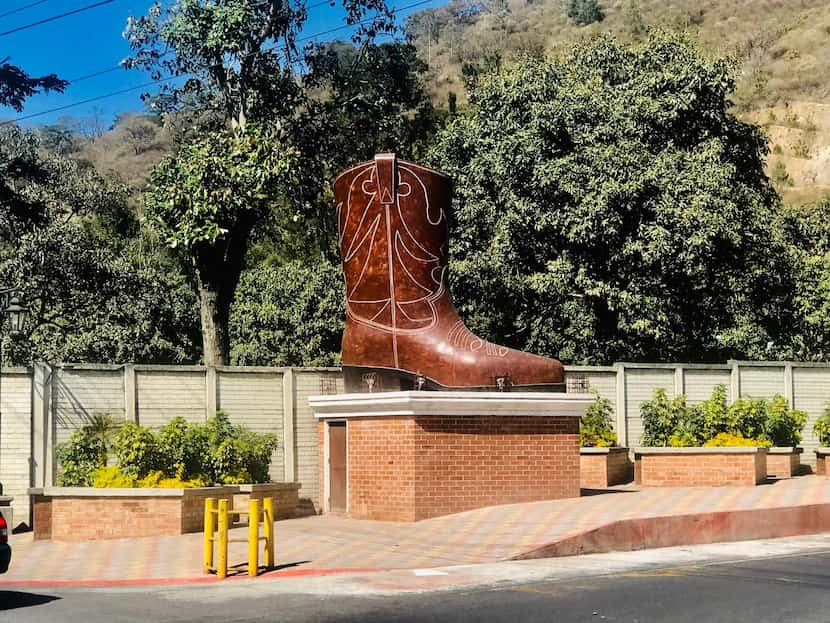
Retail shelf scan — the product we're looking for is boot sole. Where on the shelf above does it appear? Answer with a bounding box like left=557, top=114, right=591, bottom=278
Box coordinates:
left=343, top=366, right=566, bottom=394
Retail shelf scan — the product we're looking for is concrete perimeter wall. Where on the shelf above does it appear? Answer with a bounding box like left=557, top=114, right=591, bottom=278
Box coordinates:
left=1, top=361, right=829, bottom=529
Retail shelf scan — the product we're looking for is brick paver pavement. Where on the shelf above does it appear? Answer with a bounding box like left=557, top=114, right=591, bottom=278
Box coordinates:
left=3, top=476, right=830, bottom=584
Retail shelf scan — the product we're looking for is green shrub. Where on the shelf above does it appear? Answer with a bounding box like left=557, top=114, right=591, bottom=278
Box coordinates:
left=113, top=422, right=163, bottom=477
left=814, top=404, right=830, bottom=446
left=108, top=413, right=277, bottom=485
left=700, top=384, right=730, bottom=440
left=156, top=416, right=210, bottom=480
left=726, top=397, right=769, bottom=441
left=206, top=412, right=278, bottom=484
left=640, top=388, right=703, bottom=447
left=764, top=395, right=807, bottom=446
left=580, top=394, right=617, bottom=447
left=56, top=428, right=108, bottom=486
left=565, top=0, right=603, bottom=25
left=641, top=386, right=806, bottom=448
left=59, top=411, right=278, bottom=488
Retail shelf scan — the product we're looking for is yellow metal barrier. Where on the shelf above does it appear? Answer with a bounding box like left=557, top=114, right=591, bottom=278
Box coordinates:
left=203, top=497, right=275, bottom=578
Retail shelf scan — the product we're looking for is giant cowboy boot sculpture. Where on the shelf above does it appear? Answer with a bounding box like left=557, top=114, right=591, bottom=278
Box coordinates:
left=334, top=153, right=564, bottom=393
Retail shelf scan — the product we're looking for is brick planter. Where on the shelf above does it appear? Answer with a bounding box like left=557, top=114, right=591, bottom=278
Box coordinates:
left=634, top=447, right=769, bottom=487
left=816, top=448, right=830, bottom=475
left=580, top=448, right=633, bottom=488
left=766, top=447, right=803, bottom=478
left=232, top=483, right=301, bottom=521
left=29, top=486, right=236, bottom=541
left=310, top=391, right=594, bottom=522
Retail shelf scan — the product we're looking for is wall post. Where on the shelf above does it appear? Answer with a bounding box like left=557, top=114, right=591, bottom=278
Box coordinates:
left=784, top=362, right=795, bottom=409
left=615, top=364, right=627, bottom=447
left=729, top=360, right=741, bottom=404
left=30, top=363, right=49, bottom=488
left=282, top=368, right=296, bottom=482
left=124, top=363, right=137, bottom=424
left=674, top=366, right=685, bottom=397
left=205, top=366, right=217, bottom=420
left=45, top=366, right=56, bottom=486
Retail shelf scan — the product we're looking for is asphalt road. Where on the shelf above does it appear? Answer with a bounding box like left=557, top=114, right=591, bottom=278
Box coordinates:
left=3, top=543, right=830, bottom=622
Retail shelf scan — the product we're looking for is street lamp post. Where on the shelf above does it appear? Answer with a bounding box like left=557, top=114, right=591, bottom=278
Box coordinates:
left=0, top=289, right=28, bottom=497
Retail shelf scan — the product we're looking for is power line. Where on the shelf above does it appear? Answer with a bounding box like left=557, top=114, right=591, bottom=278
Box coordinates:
left=2, top=0, right=434, bottom=125
left=1, top=77, right=182, bottom=125
left=67, top=0, right=346, bottom=86
left=0, top=0, right=52, bottom=20
left=0, top=0, right=114, bottom=38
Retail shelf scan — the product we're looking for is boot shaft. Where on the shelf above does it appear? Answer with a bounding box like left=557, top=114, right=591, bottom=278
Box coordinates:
left=334, top=153, right=453, bottom=333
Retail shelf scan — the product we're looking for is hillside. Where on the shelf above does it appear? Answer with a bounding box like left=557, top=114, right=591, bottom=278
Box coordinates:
left=406, top=0, right=830, bottom=203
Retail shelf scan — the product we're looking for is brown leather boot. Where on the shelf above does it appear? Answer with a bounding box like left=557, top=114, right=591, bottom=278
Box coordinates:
left=334, top=153, right=564, bottom=393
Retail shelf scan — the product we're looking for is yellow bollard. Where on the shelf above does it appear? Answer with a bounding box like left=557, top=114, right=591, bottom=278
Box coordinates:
left=217, top=499, right=229, bottom=579
left=248, top=499, right=260, bottom=577
left=203, top=498, right=216, bottom=574
left=263, top=497, right=274, bottom=568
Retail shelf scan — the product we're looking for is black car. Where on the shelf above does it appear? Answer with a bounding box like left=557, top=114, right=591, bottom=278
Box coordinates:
left=0, top=509, right=10, bottom=573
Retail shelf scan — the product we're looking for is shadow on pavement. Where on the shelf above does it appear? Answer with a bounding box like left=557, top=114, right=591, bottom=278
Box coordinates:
left=580, top=488, right=636, bottom=497
left=0, top=591, right=61, bottom=611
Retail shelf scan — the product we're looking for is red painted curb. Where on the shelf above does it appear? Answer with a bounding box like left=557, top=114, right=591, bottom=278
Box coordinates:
left=513, top=503, right=830, bottom=560
left=0, top=567, right=384, bottom=589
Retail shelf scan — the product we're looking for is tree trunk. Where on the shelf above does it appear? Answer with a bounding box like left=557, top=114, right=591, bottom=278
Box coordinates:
left=197, top=279, right=230, bottom=367
left=193, top=219, right=255, bottom=366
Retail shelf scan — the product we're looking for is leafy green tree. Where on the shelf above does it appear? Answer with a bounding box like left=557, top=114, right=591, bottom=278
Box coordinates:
left=0, top=57, right=67, bottom=112
left=565, top=0, right=603, bottom=26
left=3, top=221, right=201, bottom=365
left=127, top=0, right=399, bottom=364
left=124, top=0, right=394, bottom=130
left=143, top=124, right=295, bottom=365
left=776, top=199, right=830, bottom=360
left=292, top=41, right=440, bottom=261
left=230, top=260, right=344, bottom=366
left=431, top=33, right=792, bottom=364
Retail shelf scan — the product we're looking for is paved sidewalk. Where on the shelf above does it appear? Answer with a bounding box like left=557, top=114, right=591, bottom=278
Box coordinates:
left=3, top=476, right=830, bottom=585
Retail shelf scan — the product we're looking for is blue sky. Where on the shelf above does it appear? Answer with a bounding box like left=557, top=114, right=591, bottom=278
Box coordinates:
left=1, top=0, right=443, bottom=127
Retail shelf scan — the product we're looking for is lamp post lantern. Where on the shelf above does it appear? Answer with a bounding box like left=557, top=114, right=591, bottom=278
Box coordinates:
left=5, top=295, right=27, bottom=336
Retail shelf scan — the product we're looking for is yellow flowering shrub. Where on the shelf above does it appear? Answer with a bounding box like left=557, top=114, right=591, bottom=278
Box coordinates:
left=703, top=433, right=771, bottom=447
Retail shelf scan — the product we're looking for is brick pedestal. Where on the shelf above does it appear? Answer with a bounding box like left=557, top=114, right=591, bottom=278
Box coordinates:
left=766, top=447, right=803, bottom=478
left=310, top=391, right=593, bottom=522
left=580, top=448, right=634, bottom=488
left=817, top=448, right=830, bottom=475
left=634, top=447, right=769, bottom=487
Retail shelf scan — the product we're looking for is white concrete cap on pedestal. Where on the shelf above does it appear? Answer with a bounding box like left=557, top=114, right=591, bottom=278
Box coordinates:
left=308, top=391, right=595, bottom=419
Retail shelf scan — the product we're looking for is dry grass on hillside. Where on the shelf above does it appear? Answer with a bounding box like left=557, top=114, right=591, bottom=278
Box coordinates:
left=410, top=0, right=830, bottom=110
left=76, top=113, right=173, bottom=192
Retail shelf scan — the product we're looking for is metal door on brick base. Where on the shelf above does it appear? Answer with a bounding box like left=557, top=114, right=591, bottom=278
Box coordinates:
left=328, top=421, right=347, bottom=512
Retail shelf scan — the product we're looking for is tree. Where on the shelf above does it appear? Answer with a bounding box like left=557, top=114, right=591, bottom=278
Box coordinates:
left=143, top=124, right=296, bottom=365
left=230, top=260, right=344, bottom=366
left=0, top=57, right=67, bottom=112
left=290, top=41, right=439, bottom=261
left=565, top=0, right=603, bottom=26
left=431, top=33, right=793, bottom=365
left=0, top=125, right=200, bottom=366
left=776, top=199, right=830, bottom=360
left=127, top=0, right=396, bottom=365
left=124, top=0, right=394, bottom=130
left=0, top=126, right=133, bottom=243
